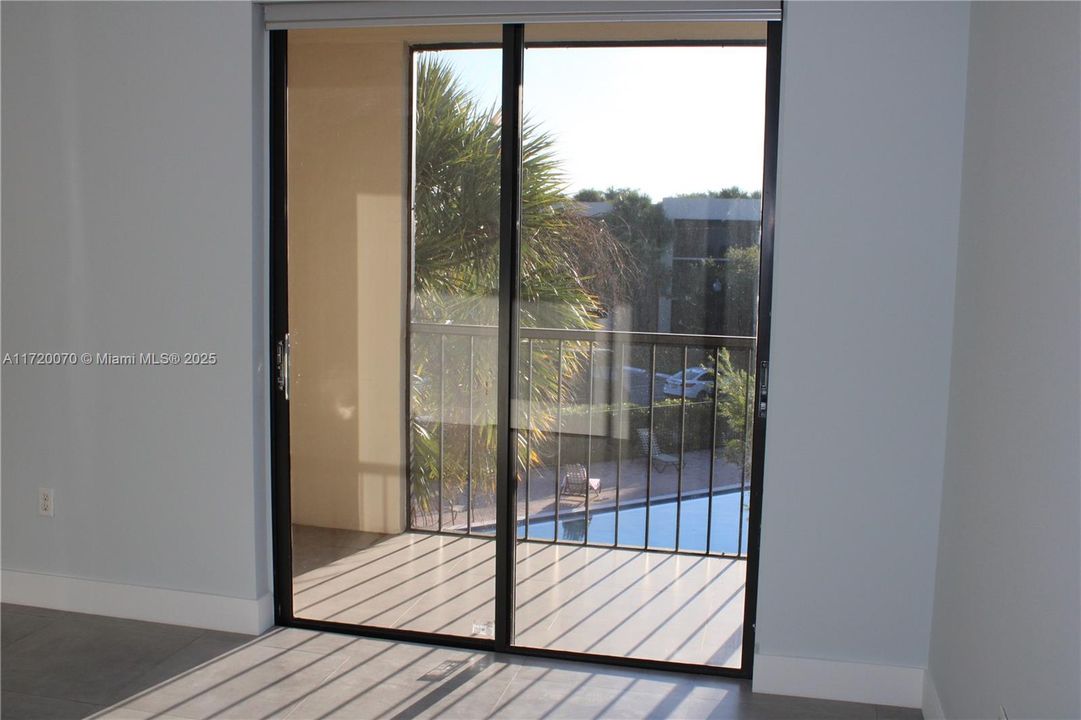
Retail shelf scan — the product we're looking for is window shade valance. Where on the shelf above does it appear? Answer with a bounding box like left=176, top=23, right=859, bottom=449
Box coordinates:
left=263, top=1, right=782, bottom=30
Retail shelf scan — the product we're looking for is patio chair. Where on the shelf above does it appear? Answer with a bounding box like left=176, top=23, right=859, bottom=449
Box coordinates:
left=559, top=463, right=601, bottom=500
left=446, top=490, right=468, bottom=527
left=637, top=428, right=681, bottom=472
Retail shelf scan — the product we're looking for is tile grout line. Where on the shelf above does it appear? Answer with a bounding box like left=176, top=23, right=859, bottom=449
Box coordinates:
left=483, top=660, right=525, bottom=718
left=97, top=629, right=214, bottom=708
left=280, top=644, right=354, bottom=720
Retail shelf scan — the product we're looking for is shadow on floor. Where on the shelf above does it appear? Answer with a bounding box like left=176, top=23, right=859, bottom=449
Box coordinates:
left=0, top=604, right=923, bottom=720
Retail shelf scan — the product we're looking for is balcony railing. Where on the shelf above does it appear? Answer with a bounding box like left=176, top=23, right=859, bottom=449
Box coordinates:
left=408, top=322, right=756, bottom=558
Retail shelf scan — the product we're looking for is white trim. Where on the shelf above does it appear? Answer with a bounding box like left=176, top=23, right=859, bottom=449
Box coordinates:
left=263, top=1, right=781, bottom=30
left=1, top=569, right=274, bottom=636
left=752, top=653, right=925, bottom=708
left=922, top=671, right=946, bottom=720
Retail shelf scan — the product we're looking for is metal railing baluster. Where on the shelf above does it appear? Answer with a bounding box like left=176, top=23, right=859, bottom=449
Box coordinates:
left=676, top=345, right=687, bottom=552
left=737, top=347, right=753, bottom=557
left=584, top=341, right=594, bottom=546
left=554, top=339, right=563, bottom=541
left=525, top=338, right=533, bottom=540
left=614, top=342, right=626, bottom=547
left=707, top=347, right=720, bottom=555
left=467, top=335, right=474, bottom=534
left=645, top=344, right=656, bottom=549
left=438, top=333, right=445, bottom=532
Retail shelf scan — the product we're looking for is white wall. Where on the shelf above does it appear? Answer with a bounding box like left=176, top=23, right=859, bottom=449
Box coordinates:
left=1, top=1, right=271, bottom=633
left=3, top=3, right=1075, bottom=708
left=926, top=4, right=1081, bottom=719
left=754, top=2, right=970, bottom=706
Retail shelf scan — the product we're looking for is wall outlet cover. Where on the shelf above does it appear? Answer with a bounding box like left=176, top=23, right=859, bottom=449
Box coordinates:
left=38, top=488, right=54, bottom=517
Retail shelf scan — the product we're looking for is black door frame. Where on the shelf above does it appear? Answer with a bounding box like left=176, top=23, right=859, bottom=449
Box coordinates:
left=269, top=19, right=782, bottom=679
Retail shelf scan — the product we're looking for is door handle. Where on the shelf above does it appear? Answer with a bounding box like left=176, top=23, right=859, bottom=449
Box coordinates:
left=757, top=359, right=768, bottom=418
left=276, top=333, right=290, bottom=400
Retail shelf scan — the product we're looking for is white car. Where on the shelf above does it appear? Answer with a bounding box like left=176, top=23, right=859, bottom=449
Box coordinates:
left=662, top=366, right=715, bottom=400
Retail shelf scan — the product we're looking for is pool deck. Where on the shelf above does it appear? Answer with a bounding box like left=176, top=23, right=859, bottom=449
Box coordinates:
left=413, top=449, right=749, bottom=533
left=292, top=527, right=746, bottom=668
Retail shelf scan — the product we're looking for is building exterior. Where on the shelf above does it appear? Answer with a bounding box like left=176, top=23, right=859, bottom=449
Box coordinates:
left=581, top=196, right=762, bottom=336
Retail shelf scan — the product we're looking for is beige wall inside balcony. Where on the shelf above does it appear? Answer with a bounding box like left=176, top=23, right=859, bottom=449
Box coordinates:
left=285, top=21, right=765, bottom=533
left=287, top=26, right=494, bottom=533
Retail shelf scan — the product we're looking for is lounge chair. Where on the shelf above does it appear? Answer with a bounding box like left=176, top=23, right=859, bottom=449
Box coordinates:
left=560, top=463, right=601, bottom=500
left=637, top=428, right=681, bottom=472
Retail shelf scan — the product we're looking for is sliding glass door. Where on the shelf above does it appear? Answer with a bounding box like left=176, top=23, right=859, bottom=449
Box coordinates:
left=280, top=26, right=502, bottom=641
left=271, top=18, right=780, bottom=676
left=510, top=30, right=768, bottom=668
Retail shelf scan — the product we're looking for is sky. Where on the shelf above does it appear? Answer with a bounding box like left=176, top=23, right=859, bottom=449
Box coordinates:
left=420, top=45, right=767, bottom=201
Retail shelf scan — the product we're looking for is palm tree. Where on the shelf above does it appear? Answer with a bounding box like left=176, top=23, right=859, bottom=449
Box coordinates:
left=409, top=56, right=635, bottom=525
left=411, top=58, right=633, bottom=328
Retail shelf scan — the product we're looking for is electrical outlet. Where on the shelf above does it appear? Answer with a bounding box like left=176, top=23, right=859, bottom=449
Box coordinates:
left=998, top=706, right=1009, bottom=720
left=38, top=488, right=54, bottom=517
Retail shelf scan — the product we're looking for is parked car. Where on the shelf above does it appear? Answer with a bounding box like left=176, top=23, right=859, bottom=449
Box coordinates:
left=662, top=366, right=715, bottom=400
left=588, top=348, right=669, bottom=406
left=589, top=362, right=656, bottom=407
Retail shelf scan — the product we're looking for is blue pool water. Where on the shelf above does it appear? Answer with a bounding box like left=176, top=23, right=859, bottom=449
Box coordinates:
left=517, top=491, right=750, bottom=555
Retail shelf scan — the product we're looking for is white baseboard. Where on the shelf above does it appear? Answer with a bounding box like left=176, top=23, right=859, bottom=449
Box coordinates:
left=1, top=569, right=274, bottom=636
left=753, top=653, right=925, bottom=708
left=922, top=671, right=946, bottom=719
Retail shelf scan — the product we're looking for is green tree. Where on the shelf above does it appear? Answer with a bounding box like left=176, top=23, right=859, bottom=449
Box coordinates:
left=413, top=61, right=633, bottom=329
left=714, top=348, right=754, bottom=470
left=573, top=187, right=671, bottom=330
left=409, top=57, right=634, bottom=524
left=676, top=186, right=762, bottom=199
left=572, top=188, right=605, bottom=202
left=722, top=244, right=760, bottom=336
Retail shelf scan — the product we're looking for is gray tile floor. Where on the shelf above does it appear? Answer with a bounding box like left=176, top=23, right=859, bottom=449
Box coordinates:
left=1, top=604, right=923, bottom=720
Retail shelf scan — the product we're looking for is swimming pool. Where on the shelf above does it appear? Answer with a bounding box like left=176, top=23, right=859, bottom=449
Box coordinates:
left=518, top=490, right=750, bottom=555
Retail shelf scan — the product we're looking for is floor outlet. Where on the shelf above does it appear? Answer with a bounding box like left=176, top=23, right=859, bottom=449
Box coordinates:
left=471, top=621, right=494, bottom=637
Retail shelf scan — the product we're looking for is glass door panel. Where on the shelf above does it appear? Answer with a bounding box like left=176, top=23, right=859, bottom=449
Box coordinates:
left=277, top=19, right=776, bottom=673
left=285, top=25, right=502, bottom=640
left=511, top=28, right=768, bottom=668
